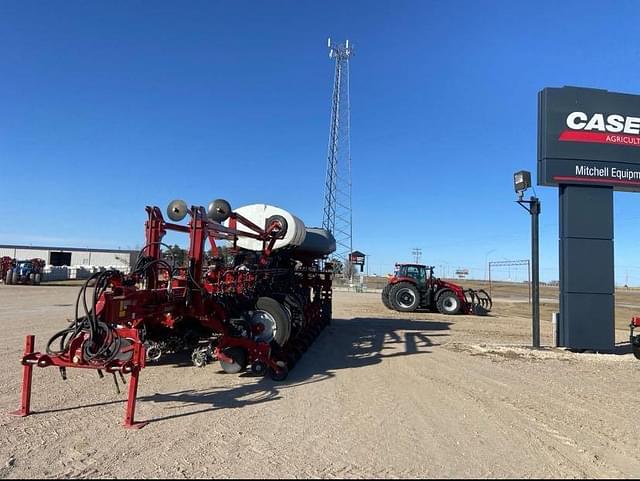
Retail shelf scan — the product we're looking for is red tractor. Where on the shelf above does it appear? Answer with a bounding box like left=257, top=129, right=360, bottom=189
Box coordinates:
left=630, top=317, right=640, bottom=360
left=381, top=263, right=492, bottom=315
left=0, top=256, right=13, bottom=283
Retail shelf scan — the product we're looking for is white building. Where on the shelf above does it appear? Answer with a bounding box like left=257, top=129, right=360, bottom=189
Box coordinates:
left=0, top=244, right=137, bottom=269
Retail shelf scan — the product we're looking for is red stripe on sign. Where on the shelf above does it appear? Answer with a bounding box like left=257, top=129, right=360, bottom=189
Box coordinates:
left=559, top=130, right=640, bottom=146
left=553, top=175, right=640, bottom=186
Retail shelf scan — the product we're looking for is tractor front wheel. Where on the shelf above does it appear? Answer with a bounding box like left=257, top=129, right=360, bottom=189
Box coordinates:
left=631, top=336, right=640, bottom=360
left=436, top=291, right=461, bottom=315
left=390, top=282, right=420, bottom=312
left=381, top=284, right=394, bottom=310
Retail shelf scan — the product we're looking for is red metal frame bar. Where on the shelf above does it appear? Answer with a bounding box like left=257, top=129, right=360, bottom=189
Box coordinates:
left=11, top=329, right=148, bottom=428
left=9, top=335, right=35, bottom=417
left=123, top=341, right=147, bottom=429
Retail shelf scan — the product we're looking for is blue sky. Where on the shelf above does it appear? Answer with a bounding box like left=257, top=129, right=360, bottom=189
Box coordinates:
left=3, top=1, right=640, bottom=283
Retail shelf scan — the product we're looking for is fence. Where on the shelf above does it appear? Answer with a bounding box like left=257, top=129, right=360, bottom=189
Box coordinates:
left=41, top=265, right=124, bottom=282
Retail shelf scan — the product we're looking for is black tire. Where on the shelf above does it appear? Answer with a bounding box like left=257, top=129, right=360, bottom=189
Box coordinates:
left=389, top=282, right=420, bottom=312
left=269, top=361, right=289, bottom=381
left=265, top=214, right=288, bottom=237
left=322, top=300, right=332, bottom=325
left=5, top=270, right=12, bottom=285
left=250, top=361, right=268, bottom=375
left=294, top=338, right=308, bottom=353
left=436, top=291, right=461, bottom=315
left=254, top=297, right=291, bottom=346
left=35, top=273, right=41, bottom=285
left=292, top=346, right=303, bottom=362
left=219, top=346, right=247, bottom=374
left=381, top=284, right=394, bottom=310
left=284, top=352, right=297, bottom=370
left=311, top=324, right=322, bottom=337
left=29, top=273, right=35, bottom=284
left=300, top=333, right=313, bottom=350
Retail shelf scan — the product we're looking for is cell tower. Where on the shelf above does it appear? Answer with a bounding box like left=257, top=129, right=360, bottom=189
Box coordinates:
left=322, top=38, right=354, bottom=274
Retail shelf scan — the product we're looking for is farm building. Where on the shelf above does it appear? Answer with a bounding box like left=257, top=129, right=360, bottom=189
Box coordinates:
left=0, top=244, right=137, bottom=268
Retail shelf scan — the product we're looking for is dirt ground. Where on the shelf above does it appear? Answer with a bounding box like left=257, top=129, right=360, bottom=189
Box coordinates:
left=1, top=285, right=639, bottom=478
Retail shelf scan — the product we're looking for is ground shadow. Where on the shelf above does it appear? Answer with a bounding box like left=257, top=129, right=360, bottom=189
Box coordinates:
left=413, top=307, right=495, bottom=318
left=289, top=317, right=451, bottom=379
left=613, top=342, right=633, bottom=355
left=137, top=316, right=451, bottom=423
left=568, top=340, right=634, bottom=356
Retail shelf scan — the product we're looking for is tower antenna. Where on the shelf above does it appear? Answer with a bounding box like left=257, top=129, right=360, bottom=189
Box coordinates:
left=322, top=38, right=354, bottom=278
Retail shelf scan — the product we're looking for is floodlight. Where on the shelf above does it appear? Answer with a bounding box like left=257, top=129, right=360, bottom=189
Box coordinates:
left=514, top=170, right=531, bottom=197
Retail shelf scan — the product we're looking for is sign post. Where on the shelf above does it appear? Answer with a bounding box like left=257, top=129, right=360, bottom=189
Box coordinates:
left=537, top=86, right=640, bottom=351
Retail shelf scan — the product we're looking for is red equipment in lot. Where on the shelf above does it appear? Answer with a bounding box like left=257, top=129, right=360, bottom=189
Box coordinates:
left=381, top=263, right=492, bottom=315
left=630, top=317, right=640, bottom=360
left=2, top=257, right=45, bottom=285
left=0, top=256, right=12, bottom=282
left=10, top=199, right=333, bottom=428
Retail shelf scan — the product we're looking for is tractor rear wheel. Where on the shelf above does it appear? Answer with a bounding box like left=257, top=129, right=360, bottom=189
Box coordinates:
left=390, top=282, right=420, bottom=312
left=381, top=284, right=393, bottom=310
left=436, top=291, right=461, bottom=315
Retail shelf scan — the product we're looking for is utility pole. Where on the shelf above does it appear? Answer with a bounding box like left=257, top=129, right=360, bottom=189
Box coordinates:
left=411, top=248, right=422, bottom=264
left=322, top=38, right=354, bottom=280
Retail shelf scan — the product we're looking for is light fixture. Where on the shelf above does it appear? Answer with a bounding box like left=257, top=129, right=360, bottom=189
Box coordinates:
left=514, top=170, right=532, bottom=199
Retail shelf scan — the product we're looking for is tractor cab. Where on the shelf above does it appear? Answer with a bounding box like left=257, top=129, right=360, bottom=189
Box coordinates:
left=394, top=263, right=434, bottom=286
left=17, top=261, right=33, bottom=275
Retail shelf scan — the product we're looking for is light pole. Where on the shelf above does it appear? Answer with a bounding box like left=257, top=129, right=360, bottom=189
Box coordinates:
left=514, top=170, right=541, bottom=348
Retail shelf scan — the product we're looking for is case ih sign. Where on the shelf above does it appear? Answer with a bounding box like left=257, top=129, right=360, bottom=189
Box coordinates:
left=538, top=86, right=640, bottom=191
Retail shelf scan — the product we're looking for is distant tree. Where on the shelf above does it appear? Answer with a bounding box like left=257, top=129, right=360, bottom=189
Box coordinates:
left=206, top=244, right=234, bottom=267
left=344, top=261, right=356, bottom=279
left=329, top=257, right=344, bottom=275
left=163, top=244, right=187, bottom=267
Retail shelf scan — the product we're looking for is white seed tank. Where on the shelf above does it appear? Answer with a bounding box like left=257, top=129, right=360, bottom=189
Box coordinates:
left=227, top=204, right=336, bottom=258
